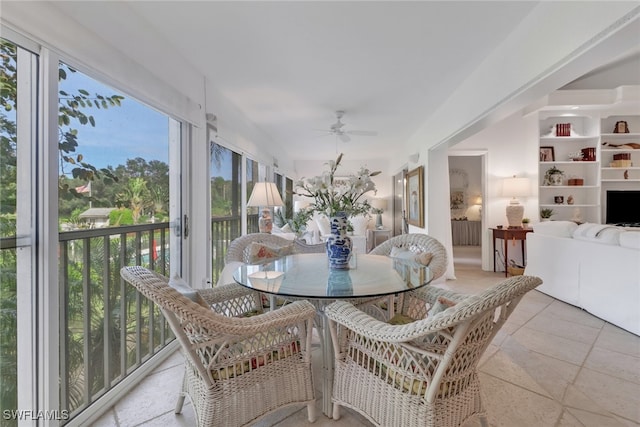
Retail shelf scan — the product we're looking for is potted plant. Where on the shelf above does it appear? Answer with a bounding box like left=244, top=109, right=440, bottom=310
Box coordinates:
left=522, top=217, right=530, bottom=228
left=544, top=165, right=565, bottom=186
left=540, top=208, right=554, bottom=221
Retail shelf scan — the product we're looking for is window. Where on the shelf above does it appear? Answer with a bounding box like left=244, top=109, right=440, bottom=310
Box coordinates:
left=210, top=142, right=241, bottom=282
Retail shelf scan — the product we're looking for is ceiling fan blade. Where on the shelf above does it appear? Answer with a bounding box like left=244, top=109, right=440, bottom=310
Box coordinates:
left=339, top=133, right=351, bottom=142
left=346, top=130, right=378, bottom=136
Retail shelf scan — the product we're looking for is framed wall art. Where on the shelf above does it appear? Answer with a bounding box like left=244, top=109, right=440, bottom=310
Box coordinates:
left=405, top=166, right=424, bottom=227
left=539, top=146, right=555, bottom=162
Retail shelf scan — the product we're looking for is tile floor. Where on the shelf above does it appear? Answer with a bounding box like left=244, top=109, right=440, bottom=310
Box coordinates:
left=95, top=246, right=640, bottom=427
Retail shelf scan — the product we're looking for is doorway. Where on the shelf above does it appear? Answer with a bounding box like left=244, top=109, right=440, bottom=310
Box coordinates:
left=448, top=152, right=486, bottom=271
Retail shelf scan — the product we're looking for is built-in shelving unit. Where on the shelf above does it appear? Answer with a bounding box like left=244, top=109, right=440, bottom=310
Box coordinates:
left=538, top=114, right=600, bottom=223
left=600, top=115, right=640, bottom=183
left=537, top=112, right=640, bottom=223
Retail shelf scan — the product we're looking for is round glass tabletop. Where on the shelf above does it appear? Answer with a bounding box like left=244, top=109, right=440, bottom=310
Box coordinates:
left=233, top=253, right=433, bottom=299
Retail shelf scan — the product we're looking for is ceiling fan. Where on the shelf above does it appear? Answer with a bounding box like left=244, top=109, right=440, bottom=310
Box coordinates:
left=319, top=110, right=378, bottom=142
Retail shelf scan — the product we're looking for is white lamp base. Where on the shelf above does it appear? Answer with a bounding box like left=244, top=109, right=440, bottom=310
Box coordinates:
left=506, top=204, right=524, bottom=228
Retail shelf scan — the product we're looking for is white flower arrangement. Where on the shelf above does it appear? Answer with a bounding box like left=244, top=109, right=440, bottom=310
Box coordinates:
left=294, top=153, right=380, bottom=218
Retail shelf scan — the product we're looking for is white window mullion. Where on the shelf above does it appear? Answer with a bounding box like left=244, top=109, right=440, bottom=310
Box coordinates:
left=15, top=44, right=37, bottom=427
left=37, top=47, right=61, bottom=427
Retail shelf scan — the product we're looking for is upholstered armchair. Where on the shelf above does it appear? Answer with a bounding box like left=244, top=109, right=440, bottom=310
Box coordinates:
left=325, top=275, right=543, bottom=427
left=120, top=266, right=317, bottom=427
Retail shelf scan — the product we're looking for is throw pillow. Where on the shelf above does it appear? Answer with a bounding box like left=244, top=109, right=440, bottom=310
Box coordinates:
left=216, top=261, right=246, bottom=286
left=248, top=242, right=292, bottom=264
left=428, top=296, right=457, bottom=317
left=415, top=252, right=433, bottom=266
left=389, top=246, right=414, bottom=259
left=168, top=274, right=209, bottom=308
left=389, top=246, right=433, bottom=266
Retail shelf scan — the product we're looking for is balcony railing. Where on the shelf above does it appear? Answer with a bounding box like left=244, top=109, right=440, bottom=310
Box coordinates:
left=58, top=222, right=174, bottom=420
left=0, top=213, right=260, bottom=425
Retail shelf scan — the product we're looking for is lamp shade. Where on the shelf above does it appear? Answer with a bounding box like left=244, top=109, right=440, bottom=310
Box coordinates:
left=247, top=182, right=284, bottom=207
left=502, top=176, right=531, bottom=199
left=370, top=198, right=387, bottom=211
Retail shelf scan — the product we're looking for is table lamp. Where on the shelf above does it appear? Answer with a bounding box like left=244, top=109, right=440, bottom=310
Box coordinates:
left=247, top=182, right=284, bottom=233
left=502, top=176, right=530, bottom=228
left=370, top=198, right=387, bottom=229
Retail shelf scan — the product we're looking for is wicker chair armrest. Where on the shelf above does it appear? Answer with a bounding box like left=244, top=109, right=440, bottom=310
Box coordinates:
left=327, top=275, right=543, bottom=342
left=198, top=282, right=257, bottom=304
left=326, top=300, right=449, bottom=343
left=188, top=299, right=317, bottom=337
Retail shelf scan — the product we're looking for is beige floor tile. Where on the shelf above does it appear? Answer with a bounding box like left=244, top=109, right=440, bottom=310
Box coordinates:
left=113, top=365, right=184, bottom=427
left=565, top=407, right=630, bottom=427
left=525, top=310, right=602, bottom=344
left=511, top=326, right=592, bottom=365
left=595, top=323, right=640, bottom=357
left=479, top=349, right=552, bottom=398
left=584, top=346, right=640, bottom=384
left=479, top=373, right=563, bottom=427
left=574, top=367, right=640, bottom=423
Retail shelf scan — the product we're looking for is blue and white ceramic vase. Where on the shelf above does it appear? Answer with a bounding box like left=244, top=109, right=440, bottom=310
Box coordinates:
left=325, top=211, right=352, bottom=269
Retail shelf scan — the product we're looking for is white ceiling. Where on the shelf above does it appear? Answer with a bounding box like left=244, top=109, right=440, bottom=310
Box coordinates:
left=50, top=1, right=639, bottom=162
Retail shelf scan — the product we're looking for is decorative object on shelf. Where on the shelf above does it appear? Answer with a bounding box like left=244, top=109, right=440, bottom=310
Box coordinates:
left=567, top=195, right=574, bottom=205
left=571, top=208, right=584, bottom=224
left=294, top=153, right=380, bottom=268
left=568, top=151, right=583, bottom=161
left=568, top=178, right=584, bottom=186
left=554, top=196, right=564, bottom=204
left=624, top=170, right=629, bottom=180
left=613, top=121, right=629, bottom=133
left=325, top=211, right=353, bottom=269
left=406, top=166, right=425, bottom=227
left=370, top=198, right=387, bottom=229
left=544, top=165, right=565, bottom=186
left=247, top=182, right=284, bottom=233
left=555, top=123, right=571, bottom=137
left=581, top=147, right=596, bottom=161
left=540, top=146, right=555, bottom=162
left=502, top=175, right=530, bottom=228
left=540, top=208, right=554, bottom=221
left=602, top=142, right=640, bottom=149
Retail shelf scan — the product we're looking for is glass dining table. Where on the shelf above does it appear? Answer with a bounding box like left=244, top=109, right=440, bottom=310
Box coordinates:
left=233, top=252, right=434, bottom=418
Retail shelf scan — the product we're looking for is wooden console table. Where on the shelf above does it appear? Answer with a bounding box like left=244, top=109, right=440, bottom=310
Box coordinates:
left=491, top=227, right=533, bottom=277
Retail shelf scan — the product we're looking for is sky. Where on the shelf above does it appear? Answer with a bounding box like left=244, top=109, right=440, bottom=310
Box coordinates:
left=59, top=64, right=169, bottom=173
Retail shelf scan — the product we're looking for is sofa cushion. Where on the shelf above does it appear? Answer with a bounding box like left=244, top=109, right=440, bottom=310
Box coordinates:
left=573, top=223, right=623, bottom=245
left=619, top=231, right=640, bottom=250
left=531, top=220, right=578, bottom=237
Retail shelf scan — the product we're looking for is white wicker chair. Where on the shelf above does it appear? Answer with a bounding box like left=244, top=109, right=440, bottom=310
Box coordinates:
left=325, top=274, right=543, bottom=427
left=369, top=233, right=448, bottom=318
left=369, top=233, right=448, bottom=281
left=120, top=266, right=317, bottom=427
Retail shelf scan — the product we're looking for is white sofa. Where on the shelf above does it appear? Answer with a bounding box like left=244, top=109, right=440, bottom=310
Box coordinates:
left=525, top=221, right=640, bottom=336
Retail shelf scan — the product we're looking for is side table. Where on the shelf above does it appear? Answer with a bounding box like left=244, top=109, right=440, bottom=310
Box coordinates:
left=491, top=227, right=533, bottom=277
left=367, top=229, right=392, bottom=252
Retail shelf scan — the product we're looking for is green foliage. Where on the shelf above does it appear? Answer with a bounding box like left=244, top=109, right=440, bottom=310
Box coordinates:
left=109, top=208, right=134, bottom=226
left=540, top=208, right=554, bottom=218
left=58, top=64, right=122, bottom=191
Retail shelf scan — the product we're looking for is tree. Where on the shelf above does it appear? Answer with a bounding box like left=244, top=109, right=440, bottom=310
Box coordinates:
left=117, top=177, right=150, bottom=223
left=57, top=63, right=123, bottom=196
